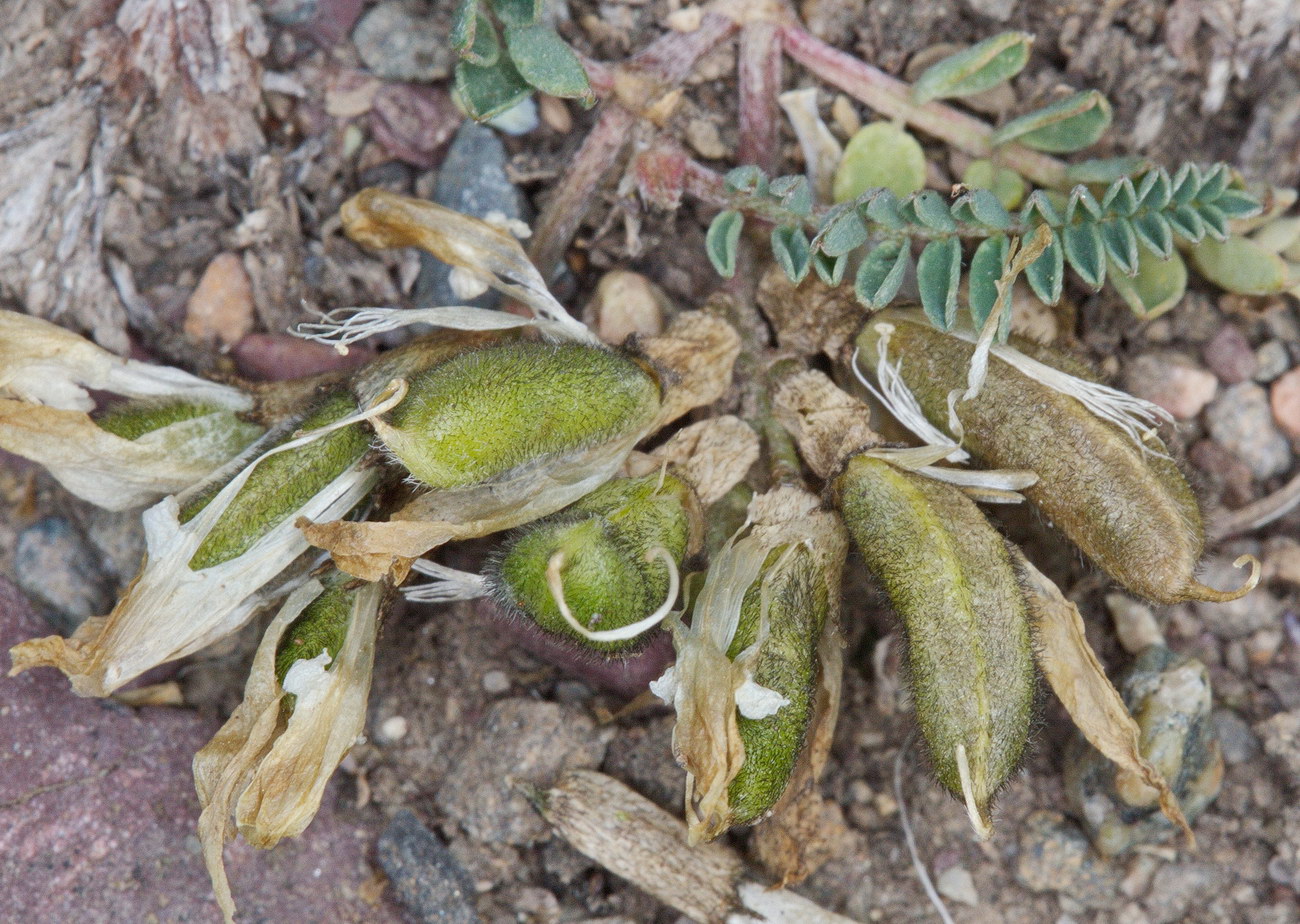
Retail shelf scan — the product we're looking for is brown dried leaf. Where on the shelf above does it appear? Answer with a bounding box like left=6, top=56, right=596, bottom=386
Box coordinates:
left=641, top=415, right=760, bottom=506
left=773, top=369, right=880, bottom=480
left=637, top=312, right=742, bottom=428
left=755, top=264, right=862, bottom=358
left=1018, top=555, right=1195, bottom=847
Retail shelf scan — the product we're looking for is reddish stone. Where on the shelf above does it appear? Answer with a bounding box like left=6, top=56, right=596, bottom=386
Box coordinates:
left=0, top=578, right=403, bottom=923
left=231, top=332, right=376, bottom=381
left=369, top=83, right=460, bottom=170
left=1271, top=367, right=1300, bottom=440
left=1203, top=324, right=1258, bottom=385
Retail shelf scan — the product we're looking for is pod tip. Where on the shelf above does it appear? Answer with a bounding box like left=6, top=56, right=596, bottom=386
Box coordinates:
left=1183, top=554, right=1261, bottom=603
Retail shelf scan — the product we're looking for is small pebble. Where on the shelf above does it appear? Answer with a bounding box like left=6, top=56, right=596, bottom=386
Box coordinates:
left=585, top=270, right=669, bottom=345
left=1121, top=353, right=1217, bottom=420
left=1212, top=709, right=1261, bottom=765
left=15, top=517, right=113, bottom=635
left=1256, top=709, right=1300, bottom=787
left=1106, top=594, right=1163, bottom=654
left=936, top=866, right=979, bottom=906
left=486, top=97, right=540, bottom=136
left=685, top=118, right=728, bottom=160
left=369, top=83, right=459, bottom=169
left=352, top=3, right=453, bottom=81
left=1269, top=366, right=1300, bottom=439
left=962, top=0, right=1017, bottom=22
left=1203, top=324, right=1257, bottom=384
left=1263, top=536, right=1300, bottom=586
left=379, top=715, right=409, bottom=744
left=183, top=252, right=255, bottom=349
left=1254, top=340, right=1291, bottom=383
left=1204, top=382, right=1293, bottom=479
left=482, top=670, right=510, bottom=694
left=376, top=810, right=480, bottom=924
left=231, top=333, right=374, bottom=381
left=1015, top=811, right=1123, bottom=910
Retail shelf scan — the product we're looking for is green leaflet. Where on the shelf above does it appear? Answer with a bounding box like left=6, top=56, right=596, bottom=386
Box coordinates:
left=833, top=122, right=927, bottom=202
left=991, top=90, right=1112, bottom=153
left=911, top=32, right=1033, bottom=105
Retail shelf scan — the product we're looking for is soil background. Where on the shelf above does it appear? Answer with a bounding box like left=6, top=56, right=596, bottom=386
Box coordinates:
left=1, top=1, right=1299, bottom=922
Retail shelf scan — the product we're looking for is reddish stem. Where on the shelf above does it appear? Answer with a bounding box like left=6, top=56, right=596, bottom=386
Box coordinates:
left=737, top=21, right=783, bottom=174
left=779, top=24, right=1068, bottom=189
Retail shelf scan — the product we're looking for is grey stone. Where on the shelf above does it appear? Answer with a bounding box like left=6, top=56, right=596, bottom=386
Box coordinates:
left=962, top=0, right=1017, bottom=21
left=352, top=2, right=453, bottom=81
left=1142, top=863, right=1229, bottom=924
left=1015, top=810, right=1123, bottom=910
left=1203, top=324, right=1257, bottom=384
left=1213, top=709, right=1262, bottom=765
left=14, top=516, right=113, bottom=634
left=436, top=698, right=607, bottom=845
left=376, top=811, right=481, bottom=924
left=1204, top=382, right=1293, bottom=480
left=415, top=120, right=524, bottom=313
left=1256, top=708, right=1300, bottom=787
left=1255, top=340, right=1292, bottom=383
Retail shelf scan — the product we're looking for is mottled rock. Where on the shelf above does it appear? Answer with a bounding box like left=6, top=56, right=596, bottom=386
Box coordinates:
left=1256, top=708, right=1300, bottom=786
left=369, top=83, right=460, bottom=169
left=1268, top=807, right=1300, bottom=892
left=1204, top=382, right=1293, bottom=479
left=0, top=578, right=401, bottom=923
left=1203, top=325, right=1257, bottom=384
left=1064, top=646, right=1222, bottom=857
left=1015, top=810, right=1123, bottom=910
left=1270, top=367, right=1300, bottom=440
left=352, top=2, right=453, bottom=81
left=601, top=715, right=684, bottom=812
left=1121, top=352, right=1217, bottom=420
left=14, top=517, right=113, bottom=635
left=936, top=866, right=979, bottom=906
left=436, top=698, right=608, bottom=846
left=184, top=252, right=255, bottom=348
left=1254, top=340, right=1292, bottom=383
left=376, top=811, right=480, bottom=924
left=414, top=121, right=524, bottom=313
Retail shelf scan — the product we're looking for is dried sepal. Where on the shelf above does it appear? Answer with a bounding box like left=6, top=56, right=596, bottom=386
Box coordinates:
left=625, top=415, right=760, bottom=507
left=338, top=188, right=594, bottom=342
left=771, top=369, right=880, bottom=479
left=635, top=312, right=741, bottom=429
left=7, top=400, right=382, bottom=695
left=653, top=486, right=847, bottom=842
left=1016, top=554, right=1195, bottom=847
left=195, top=574, right=388, bottom=924
left=0, top=398, right=262, bottom=510
left=0, top=309, right=250, bottom=412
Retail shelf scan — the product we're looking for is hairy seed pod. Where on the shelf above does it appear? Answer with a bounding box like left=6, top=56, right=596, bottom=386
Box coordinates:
left=490, top=473, right=698, bottom=654
left=372, top=340, right=661, bottom=489
left=94, top=398, right=261, bottom=445
left=275, top=571, right=358, bottom=687
left=181, top=389, right=373, bottom=571
left=835, top=454, right=1035, bottom=835
left=856, top=310, right=1252, bottom=604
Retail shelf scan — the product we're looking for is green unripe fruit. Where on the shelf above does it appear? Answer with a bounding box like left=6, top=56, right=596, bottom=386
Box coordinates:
left=95, top=399, right=256, bottom=444
left=490, top=473, right=693, bottom=654
left=836, top=454, right=1035, bottom=834
left=375, top=340, right=661, bottom=489
left=274, top=572, right=358, bottom=686
left=724, top=543, right=827, bottom=827
left=856, top=312, right=1250, bottom=605
left=182, top=390, right=373, bottom=571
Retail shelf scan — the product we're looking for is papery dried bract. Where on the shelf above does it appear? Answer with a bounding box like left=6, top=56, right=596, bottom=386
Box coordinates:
left=194, top=575, right=386, bottom=924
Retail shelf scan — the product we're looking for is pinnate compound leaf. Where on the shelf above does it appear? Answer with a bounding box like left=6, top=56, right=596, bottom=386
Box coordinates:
left=1166, top=204, right=1205, bottom=241
left=724, top=165, right=767, bottom=196
left=1065, top=156, right=1152, bottom=185
left=1131, top=212, right=1174, bottom=259
left=1062, top=222, right=1106, bottom=288
left=991, top=90, right=1112, bottom=153
left=813, top=251, right=847, bottom=287
left=916, top=237, right=961, bottom=329
left=1101, top=176, right=1138, bottom=215
left=833, top=123, right=927, bottom=201
left=863, top=189, right=904, bottom=229
left=455, top=57, right=533, bottom=121
left=969, top=234, right=1010, bottom=330
left=1136, top=168, right=1173, bottom=211
left=504, top=23, right=594, bottom=103
left=1212, top=188, right=1262, bottom=219
left=816, top=208, right=867, bottom=257
left=1024, top=226, right=1064, bottom=304
left=1170, top=163, right=1202, bottom=206
left=770, top=175, right=814, bottom=216
left=854, top=241, right=910, bottom=308
left=771, top=225, right=812, bottom=284
left=911, top=31, right=1033, bottom=104
left=1195, top=203, right=1229, bottom=241
left=706, top=210, right=744, bottom=278
left=1100, top=219, right=1139, bottom=276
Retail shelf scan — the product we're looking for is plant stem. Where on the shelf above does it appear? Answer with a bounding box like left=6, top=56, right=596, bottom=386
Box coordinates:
left=737, top=21, right=782, bottom=174
left=779, top=25, right=1069, bottom=189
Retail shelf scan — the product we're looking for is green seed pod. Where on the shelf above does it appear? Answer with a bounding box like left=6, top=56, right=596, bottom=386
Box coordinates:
left=856, top=310, right=1255, bottom=604
left=373, top=339, right=661, bottom=489
left=181, top=389, right=373, bottom=571
left=655, top=487, right=846, bottom=843
left=489, top=473, right=698, bottom=654
left=94, top=398, right=260, bottom=445
left=275, top=570, right=358, bottom=687
left=1063, top=645, right=1222, bottom=857
left=835, top=454, right=1036, bottom=835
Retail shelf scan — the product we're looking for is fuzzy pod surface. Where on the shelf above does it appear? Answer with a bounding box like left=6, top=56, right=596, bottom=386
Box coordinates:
left=181, top=390, right=373, bottom=571
left=856, top=312, right=1226, bottom=605
left=491, top=473, right=695, bottom=654
left=374, top=340, right=661, bottom=489
left=836, top=454, right=1035, bottom=833
left=274, top=572, right=358, bottom=686
left=723, top=543, right=828, bottom=827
